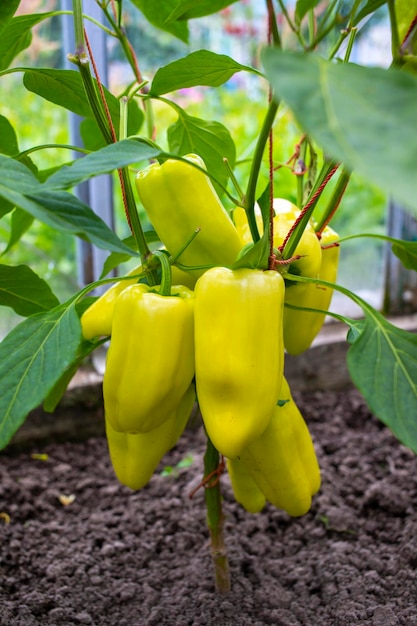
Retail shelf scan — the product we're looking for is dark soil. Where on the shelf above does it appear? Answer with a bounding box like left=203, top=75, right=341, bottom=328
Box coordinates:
left=1, top=388, right=417, bottom=626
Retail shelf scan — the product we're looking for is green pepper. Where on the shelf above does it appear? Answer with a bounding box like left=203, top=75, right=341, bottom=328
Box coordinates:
left=103, top=283, right=194, bottom=433
left=80, top=264, right=196, bottom=341
left=227, top=457, right=266, bottom=513
left=135, top=154, right=242, bottom=278
left=106, top=384, right=195, bottom=490
left=239, top=377, right=320, bottom=517
left=283, top=224, right=340, bottom=355
left=194, top=267, right=285, bottom=459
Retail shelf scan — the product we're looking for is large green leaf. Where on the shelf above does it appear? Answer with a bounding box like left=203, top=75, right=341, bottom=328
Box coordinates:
left=129, top=0, right=189, bottom=42
left=23, top=69, right=143, bottom=137
left=44, top=139, right=163, bottom=190
left=0, top=156, right=135, bottom=255
left=167, top=112, right=236, bottom=192
left=347, top=309, right=417, bottom=453
left=0, top=12, right=55, bottom=71
left=262, top=49, right=417, bottom=215
left=150, top=50, right=259, bottom=95
left=0, top=264, right=59, bottom=315
left=0, top=0, right=21, bottom=33
left=0, top=304, right=82, bottom=450
left=166, top=0, right=240, bottom=21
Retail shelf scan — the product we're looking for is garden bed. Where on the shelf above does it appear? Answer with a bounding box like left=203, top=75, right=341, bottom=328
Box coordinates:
left=1, top=384, right=417, bottom=626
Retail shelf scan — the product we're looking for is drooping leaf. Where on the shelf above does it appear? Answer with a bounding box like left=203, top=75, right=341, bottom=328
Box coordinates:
left=167, top=112, right=236, bottom=193
left=0, top=115, right=19, bottom=155
left=392, top=240, right=417, bottom=271
left=0, top=304, right=82, bottom=450
left=347, top=310, right=417, bottom=453
left=1, top=209, right=34, bottom=255
left=150, top=50, right=259, bottom=95
left=23, top=69, right=143, bottom=137
left=0, top=12, right=56, bottom=71
left=262, top=49, right=417, bottom=216
left=129, top=0, right=189, bottom=42
left=44, top=139, right=164, bottom=190
left=0, top=264, right=59, bottom=316
left=166, top=0, right=240, bottom=21
left=0, top=157, right=135, bottom=256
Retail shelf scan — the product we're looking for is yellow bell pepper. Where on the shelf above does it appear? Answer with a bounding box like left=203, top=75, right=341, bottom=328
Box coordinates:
left=103, top=283, right=194, bottom=433
left=194, top=267, right=285, bottom=459
left=135, top=154, right=242, bottom=278
left=80, top=264, right=196, bottom=341
left=106, top=384, right=195, bottom=490
left=227, top=457, right=266, bottom=513
left=239, top=377, right=320, bottom=517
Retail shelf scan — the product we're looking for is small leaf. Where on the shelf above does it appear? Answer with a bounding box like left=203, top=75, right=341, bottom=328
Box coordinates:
left=129, top=0, right=189, bottom=42
left=0, top=12, right=55, bottom=71
left=353, top=1, right=388, bottom=26
left=295, top=0, right=319, bottom=24
left=0, top=115, right=19, bottom=155
left=167, top=112, right=236, bottom=193
left=1, top=209, right=34, bottom=255
left=150, top=50, right=258, bottom=95
left=392, top=240, right=417, bottom=270
left=0, top=264, right=59, bottom=316
left=0, top=304, right=82, bottom=450
left=347, top=309, right=417, bottom=453
left=166, top=0, right=240, bottom=21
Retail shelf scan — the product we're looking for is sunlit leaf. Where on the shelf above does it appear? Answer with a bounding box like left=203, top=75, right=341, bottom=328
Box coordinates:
left=0, top=12, right=55, bottom=71
left=129, top=0, right=189, bottom=42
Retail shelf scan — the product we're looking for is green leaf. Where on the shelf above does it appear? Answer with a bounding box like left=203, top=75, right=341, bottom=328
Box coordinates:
left=23, top=69, right=143, bottom=137
left=0, top=263, right=59, bottom=316
left=44, top=139, right=163, bottom=190
left=262, top=49, right=417, bottom=215
left=353, top=1, right=388, bottom=26
left=347, top=310, right=417, bottom=453
left=0, top=304, right=82, bottom=450
left=129, top=0, right=189, bottom=42
left=167, top=0, right=239, bottom=21
left=0, top=0, right=21, bottom=33
left=167, top=111, right=236, bottom=192
left=0, top=12, right=55, bottom=71
left=295, top=0, right=319, bottom=24
left=1, top=209, right=34, bottom=255
left=150, top=50, right=258, bottom=95
left=392, top=240, right=417, bottom=270
left=0, top=115, right=19, bottom=155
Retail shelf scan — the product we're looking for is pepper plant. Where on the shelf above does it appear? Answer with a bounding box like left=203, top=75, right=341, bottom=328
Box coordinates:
left=1, top=0, right=417, bottom=593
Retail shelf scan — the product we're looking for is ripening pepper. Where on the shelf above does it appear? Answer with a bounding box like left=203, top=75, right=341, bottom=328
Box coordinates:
left=283, top=224, right=340, bottom=355
left=227, top=457, right=266, bottom=513
left=80, top=264, right=196, bottom=341
left=194, top=267, right=285, bottom=459
left=135, top=154, right=242, bottom=278
left=103, top=283, right=194, bottom=433
left=105, top=384, right=195, bottom=490
left=239, top=377, right=320, bottom=517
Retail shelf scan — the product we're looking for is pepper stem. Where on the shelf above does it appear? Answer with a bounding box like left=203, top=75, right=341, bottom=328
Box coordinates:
left=203, top=436, right=230, bottom=593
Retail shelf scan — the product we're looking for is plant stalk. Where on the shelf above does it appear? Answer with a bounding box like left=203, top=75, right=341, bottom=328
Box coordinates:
left=203, top=436, right=230, bottom=594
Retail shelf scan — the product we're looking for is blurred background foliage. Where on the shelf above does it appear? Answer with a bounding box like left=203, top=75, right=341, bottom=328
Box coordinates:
left=0, top=0, right=388, bottom=337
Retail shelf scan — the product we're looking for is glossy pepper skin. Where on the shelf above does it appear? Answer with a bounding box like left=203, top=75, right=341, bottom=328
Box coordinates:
left=80, top=265, right=196, bottom=341
left=135, top=154, right=242, bottom=278
left=239, top=377, right=321, bottom=517
left=283, top=225, right=340, bottom=355
left=194, top=267, right=285, bottom=459
left=227, top=457, right=266, bottom=513
left=103, top=283, right=194, bottom=434
left=105, top=384, right=195, bottom=490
